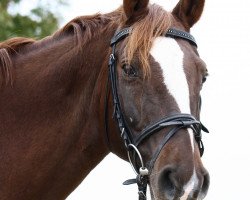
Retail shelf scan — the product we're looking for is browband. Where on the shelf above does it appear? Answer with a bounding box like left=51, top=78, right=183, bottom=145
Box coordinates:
left=110, top=28, right=132, bottom=46
left=110, top=27, right=197, bottom=47
left=166, top=28, right=197, bottom=47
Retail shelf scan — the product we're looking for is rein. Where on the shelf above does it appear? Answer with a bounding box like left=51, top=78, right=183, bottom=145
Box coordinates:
left=106, top=27, right=208, bottom=200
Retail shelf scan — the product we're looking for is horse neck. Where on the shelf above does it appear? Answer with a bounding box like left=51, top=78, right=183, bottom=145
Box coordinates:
left=1, top=23, right=118, bottom=194
left=56, top=26, right=119, bottom=165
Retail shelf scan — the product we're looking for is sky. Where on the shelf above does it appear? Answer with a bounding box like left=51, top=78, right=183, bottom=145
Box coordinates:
left=17, top=0, right=250, bottom=199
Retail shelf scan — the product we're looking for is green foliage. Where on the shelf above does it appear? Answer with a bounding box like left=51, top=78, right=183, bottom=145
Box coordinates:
left=0, top=0, right=64, bottom=41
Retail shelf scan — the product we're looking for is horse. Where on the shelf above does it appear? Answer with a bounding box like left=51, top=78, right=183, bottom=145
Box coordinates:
left=0, top=0, right=209, bottom=199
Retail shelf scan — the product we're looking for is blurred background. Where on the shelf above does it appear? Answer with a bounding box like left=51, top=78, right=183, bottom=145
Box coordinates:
left=1, top=0, right=250, bottom=199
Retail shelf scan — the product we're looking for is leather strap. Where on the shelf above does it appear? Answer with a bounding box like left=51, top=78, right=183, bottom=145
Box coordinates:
left=110, top=28, right=197, bottom=47
left=134, top=114, right=203, bottom=146
left=109, top=47, right=134, bottom=147
left=110, top=28, right=132, bottom=46
left=166, top=28, right=197, bottom=47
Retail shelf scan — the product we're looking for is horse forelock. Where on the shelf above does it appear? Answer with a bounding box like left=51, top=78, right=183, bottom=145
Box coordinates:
left=123, top=4, right=172, bottom=77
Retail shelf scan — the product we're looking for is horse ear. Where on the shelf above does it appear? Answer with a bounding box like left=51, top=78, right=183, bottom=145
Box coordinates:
left=172, top=0, right=205, bottom=28
left=123, top=0, right=149, bottom=22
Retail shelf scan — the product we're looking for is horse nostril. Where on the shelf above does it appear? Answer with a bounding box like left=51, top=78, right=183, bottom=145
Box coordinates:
left=158, top=166, right=177, bottom=199
left=199, top=172, right=210, bottom=199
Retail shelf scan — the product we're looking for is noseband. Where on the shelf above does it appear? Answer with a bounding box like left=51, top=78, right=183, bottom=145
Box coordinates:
left=106, top=27, right=208, bottom=200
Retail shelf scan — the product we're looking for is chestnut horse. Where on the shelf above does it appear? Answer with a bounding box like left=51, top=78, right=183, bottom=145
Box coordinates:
left=0, top=0, right=209, bottom=199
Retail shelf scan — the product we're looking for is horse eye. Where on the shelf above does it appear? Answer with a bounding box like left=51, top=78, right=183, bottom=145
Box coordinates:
left=202, top=76, right=207, bottom=83
left=122, top=64, right=138, bottom=77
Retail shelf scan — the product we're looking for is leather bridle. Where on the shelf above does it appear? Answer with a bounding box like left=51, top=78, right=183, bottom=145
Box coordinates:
left=106, top=27, right=208, bottom=200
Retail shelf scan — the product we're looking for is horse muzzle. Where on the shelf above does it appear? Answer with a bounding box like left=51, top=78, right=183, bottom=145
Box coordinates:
left=149, top=165, right=210, bottom=200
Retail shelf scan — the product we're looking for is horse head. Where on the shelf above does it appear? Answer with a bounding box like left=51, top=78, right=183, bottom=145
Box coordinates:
left=106, top=0, right=209, bottom=199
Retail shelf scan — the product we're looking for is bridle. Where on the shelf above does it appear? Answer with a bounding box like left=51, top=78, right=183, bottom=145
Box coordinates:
left=107, top=27, right=208, bottom=200
left=106, top=27, right=209, bottom=200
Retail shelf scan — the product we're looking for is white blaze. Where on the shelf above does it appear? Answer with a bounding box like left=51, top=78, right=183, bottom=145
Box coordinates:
left=150, top=37, right=190, bottom=113
left=150, top=37, right=195, bottom=151
left=150, top=37, right=198, bottom=199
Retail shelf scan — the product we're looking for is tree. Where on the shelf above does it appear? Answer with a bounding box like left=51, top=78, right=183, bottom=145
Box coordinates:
left=0, top=0, right=65, bottom=41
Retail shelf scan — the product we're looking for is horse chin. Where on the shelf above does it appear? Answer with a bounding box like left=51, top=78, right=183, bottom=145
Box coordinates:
left=148, top=189, right=209, bottom=200
left=148, top=186, right=209, bottom=200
